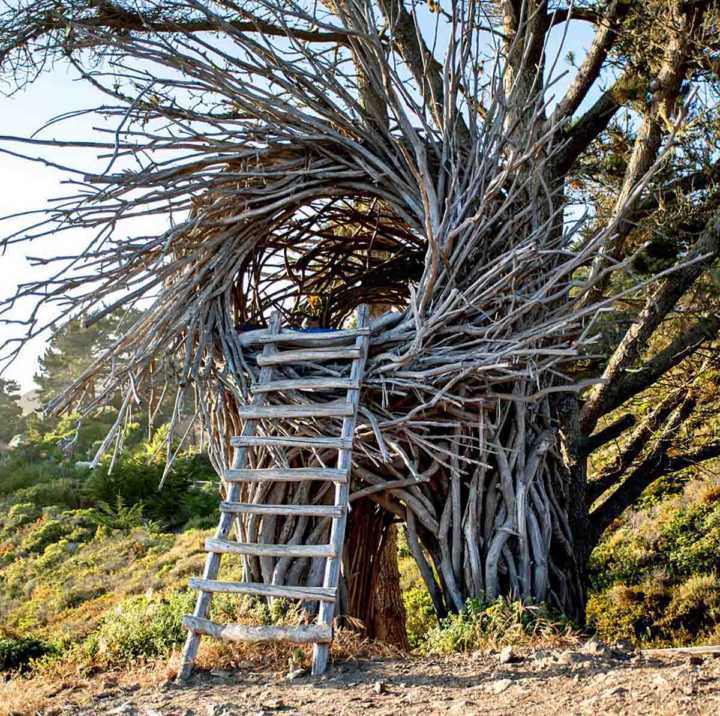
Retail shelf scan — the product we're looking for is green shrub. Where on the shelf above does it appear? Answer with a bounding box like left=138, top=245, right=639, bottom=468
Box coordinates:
left=83, top=591, right=195, bottom=665
left=658, top=574, right=720, bottom=640
left=587, top=579, right=669, bottom=643
left=422, top=598, right=574, bottom=654
left=0, top=636, right=56, bottom=672
left=85, top=452, right=217, bottom=530
left=403, top=586, right=437, bottom=649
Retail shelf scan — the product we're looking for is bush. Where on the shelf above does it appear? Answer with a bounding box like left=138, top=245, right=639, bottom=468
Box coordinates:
left=587, top=579, right=669, bottom=643
left=422, top=598, right=574, bottom=654
left=403, top=586, right=437, bottom=649
left=83, top=591, right=195, bottom=665
left=0, top=636, right=56, bottom=672
left=85, top=452, right=217, bottom=530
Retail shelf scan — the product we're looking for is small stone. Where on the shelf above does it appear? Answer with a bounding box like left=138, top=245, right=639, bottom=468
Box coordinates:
left=499, top=646, right=519, bottom=664
left=601, top=686, right=628, bottom=699
left=613, top=639, right=635, bottom=653
left=206, top=704, right=243, bottom=716
left=286, top=668, right=307, bottom=681
left=488, top=678, right=512, bottom=694
left=688, top=655, right=704, bottom=666
left=557, top=650, right=584, bottom=665
left=374, top=680, right=386, bottom=694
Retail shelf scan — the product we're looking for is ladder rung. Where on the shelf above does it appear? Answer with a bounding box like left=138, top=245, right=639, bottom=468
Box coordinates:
left=257, top=348, right=361, bottom=367
left=183, top=615, right=332, bottom=644
left=189, top=578, right=336, bottom=602
left=248, top=328, right=370, bottom=345
left=237, top=403, right=353, bottom=419
left=220, top=502, right=344, bottom=518
left=253, top=378, right=360, bottom=393
left=224, top=467, right=347, bottom=483
left=231, top=435, right=353, bottom=450
left=205, top=538, right=335, bottom=559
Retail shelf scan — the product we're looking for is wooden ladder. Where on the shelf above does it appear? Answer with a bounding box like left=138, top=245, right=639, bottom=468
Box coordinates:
left=177, top=305, right=370, bottom=679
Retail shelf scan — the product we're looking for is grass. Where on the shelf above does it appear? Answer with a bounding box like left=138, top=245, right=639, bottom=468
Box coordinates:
left=422, top=598, right=578, bottom=654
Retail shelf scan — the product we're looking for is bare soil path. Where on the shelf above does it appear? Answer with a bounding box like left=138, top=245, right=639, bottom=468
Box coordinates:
left=9, top=644, right=720, bottom=715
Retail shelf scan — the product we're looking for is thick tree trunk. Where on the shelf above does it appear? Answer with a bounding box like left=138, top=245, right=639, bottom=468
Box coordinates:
left=342, top=498, right=409, bottom=648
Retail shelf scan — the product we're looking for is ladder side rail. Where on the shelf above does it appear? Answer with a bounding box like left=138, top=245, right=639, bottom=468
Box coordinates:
left=312, top=304, right=369, bottom=675
left=177, top=312, right=280, bottom=681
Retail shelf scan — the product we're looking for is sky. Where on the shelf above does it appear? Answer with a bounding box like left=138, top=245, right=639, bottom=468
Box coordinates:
left=0, top=17, right=597, bottom=393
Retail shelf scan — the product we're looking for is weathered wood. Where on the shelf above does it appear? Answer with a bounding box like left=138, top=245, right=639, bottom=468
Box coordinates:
left=189, top=578, right=337, bottom=601
left=313, top=303, right=369, bottom=676
left=220, top=501, right=344, bottom=518
left=237, top=402, right=354, bottom=419
left=257, top=347, right=361, bottom=366
left=224, top=467, right=348, bottom=483
left=183, top=616, right=332, bottom=643
left=241, top=327, right=370, bottom=346
left=252, top=377, right=359, bottom=393
left=642, top=645, right=720, bottom=656
left=231, top=435, right=353, bottom=449
left=177, top=312, right=282, bottom=683
left=205, top=537, right=335, bottom=558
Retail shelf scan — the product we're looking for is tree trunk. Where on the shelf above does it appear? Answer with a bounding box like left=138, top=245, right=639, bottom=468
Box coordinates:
left=342, top=498, right=409, bottom=648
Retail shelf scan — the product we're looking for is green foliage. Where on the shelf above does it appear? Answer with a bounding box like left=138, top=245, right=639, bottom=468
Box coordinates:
left=589, top=477, right=720, bottom=646
left=34, top=315, right=138, bottom=405
left=92, top=496, right=158, bottom=533
left=0, top=378, right=24, bottom=443
left=0, top=635, right=56, bottom=672
left=82, top=591, right=194, bottom=665
left=422, top=598, right=573, bottom=654
left=85, top=451, right=217, bottom=530
left=402, top=587, right=437, bottom=649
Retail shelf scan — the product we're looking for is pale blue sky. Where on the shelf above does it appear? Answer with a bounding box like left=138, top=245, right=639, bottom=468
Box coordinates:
left=0, top=19, right=597, bottom=392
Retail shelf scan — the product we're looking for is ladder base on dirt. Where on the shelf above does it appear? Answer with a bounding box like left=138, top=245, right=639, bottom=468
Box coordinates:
left=177, top=306, right=369, bottom=680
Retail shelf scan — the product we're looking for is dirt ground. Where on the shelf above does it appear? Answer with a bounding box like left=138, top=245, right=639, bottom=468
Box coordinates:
left=7, top=643, right=720, bottom=715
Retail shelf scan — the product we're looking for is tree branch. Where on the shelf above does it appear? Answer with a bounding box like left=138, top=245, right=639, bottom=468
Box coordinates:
left=376, top=0, right=469, bottom=143
left=0, top=0, right=350, bottom=70
left=553, top=72, right=627, bottom=175
left=589, top=390, right=697, bottom=542
left=581, top=207, right=720, bottom=433
left=547, top=8, right=601, bottom=26
left=587, top=389, right=686, bottom=504
left=580, top=412, right=636, bottom=458
left=666, top=442, right=720, bottom=472
left=550, top=1, right=622, bottom=123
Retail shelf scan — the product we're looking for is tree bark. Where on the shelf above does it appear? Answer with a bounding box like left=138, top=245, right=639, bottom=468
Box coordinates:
left=342, top=497, right=408, bottom=648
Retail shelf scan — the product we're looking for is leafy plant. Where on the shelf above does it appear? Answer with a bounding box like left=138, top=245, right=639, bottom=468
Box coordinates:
left=422, top=598, right=575, bottom=654
left=82, top=591, right=195, bottom=665
left=92, top=496, right=158, bottom=533
left=0, top=635, right=56, bottom=672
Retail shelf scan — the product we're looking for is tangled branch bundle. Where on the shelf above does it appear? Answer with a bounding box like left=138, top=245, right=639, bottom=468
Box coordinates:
left=0, top=0, right=654, bottom=618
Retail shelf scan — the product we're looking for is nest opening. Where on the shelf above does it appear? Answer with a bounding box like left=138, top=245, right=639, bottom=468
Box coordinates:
left=235, top=200, right=424, bottom=328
